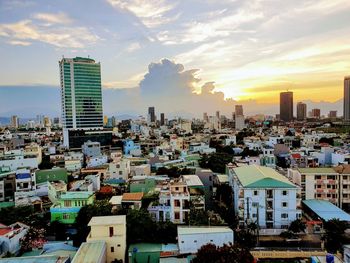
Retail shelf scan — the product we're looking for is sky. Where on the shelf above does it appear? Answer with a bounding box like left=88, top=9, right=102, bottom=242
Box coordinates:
left=0, top=0, right=350, bottom=118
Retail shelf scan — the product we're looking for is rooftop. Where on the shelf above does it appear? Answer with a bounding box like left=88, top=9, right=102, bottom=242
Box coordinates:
left=233, top=165, right=296, bottom=188
left=178, top=226, right=233, bottom=235
left=303, top=199, right=350, bottom=221
left=72, top=241, right=105, bottom=263
left=298, top=168, right=336, bottom=174
left=0, top=255, right=69, bottom=263
left=122, top=192, right=144, bottom=201
left=88, top=215, right=126, bottom=226
left=60, top=191, right=94, bottom=200
left=182, top=175, right=204, bottom=187
left=109, top=195, right=123, bottom=205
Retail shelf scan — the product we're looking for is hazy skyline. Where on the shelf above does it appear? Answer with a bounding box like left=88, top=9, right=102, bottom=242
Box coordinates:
left=1, top=0, right=350, bottom=116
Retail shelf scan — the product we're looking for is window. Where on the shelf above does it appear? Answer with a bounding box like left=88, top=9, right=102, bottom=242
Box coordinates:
left=175, top=212, right=180, bottom=220
left=194, top=240, right=197, bottom=243
left=119, top=171, right=123, bottom=175
left=209, top=176, right=212, bottom=181
left=253, top=190, right=259, bottom=196
left=63, top=213, right=70, bottom=219
left=117, top=244, right=121, bottom=247
left=281, top=213, right=288, bottom=219
left=109, top=227, right=114, bottom=237
left=111, top=247, right=114, bottom=252
left=327, top=175, right=335, bottom=180
left=315, top=175, right=321, bottom=180
left=282, top=202, right=288, bottom=207
left=64, top=200, right=71, bottom=207
left=252, top=213, right=257, bottom=218
left=174, top=200, right=180, bottom=207
left=282, top=190, right=288, bottom=196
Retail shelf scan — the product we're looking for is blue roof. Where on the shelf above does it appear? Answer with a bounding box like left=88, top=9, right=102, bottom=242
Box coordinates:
left=303, top=199, right=350, bottom=221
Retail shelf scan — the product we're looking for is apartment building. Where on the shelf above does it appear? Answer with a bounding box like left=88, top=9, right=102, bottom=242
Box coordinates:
left=289, top=168, right=339, bottom=206
left=229, top=165, right=301, bottom=230
left=87, top=215, right=126, bottom=263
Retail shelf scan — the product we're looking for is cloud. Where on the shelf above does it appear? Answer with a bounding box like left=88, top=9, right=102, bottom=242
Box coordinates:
left=7, top=40, right=31, bottom=46
left=126, top=42, right=141, bottom=52
left=0, top=19, right=99, bottom=48
left=33, top=12, right=73, bottom=25
left=107, top=0, right=178, bottom=28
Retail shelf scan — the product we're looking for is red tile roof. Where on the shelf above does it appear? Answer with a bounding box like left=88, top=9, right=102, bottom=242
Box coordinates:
left=122, top=192, right=144, bottom=201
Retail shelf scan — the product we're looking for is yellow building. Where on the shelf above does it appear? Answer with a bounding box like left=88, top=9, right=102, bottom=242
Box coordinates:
left=87, top=215, right=126, bottom=263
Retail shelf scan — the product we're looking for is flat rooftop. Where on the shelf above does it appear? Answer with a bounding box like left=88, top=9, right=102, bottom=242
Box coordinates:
left=177, top=226, right=233, bottom=235
left=88, top=215, right=126, bottom=226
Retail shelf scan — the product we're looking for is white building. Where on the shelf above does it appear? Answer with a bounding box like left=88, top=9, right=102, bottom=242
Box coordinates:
left=229, top=165, right=301, bottom=232
left=0, top=150, right=38, bottom=171
left=177, top=227, right=234, bottom=254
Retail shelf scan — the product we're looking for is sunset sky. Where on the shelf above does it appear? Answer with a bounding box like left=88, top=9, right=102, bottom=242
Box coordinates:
left=1, top=0, right=350, bottom=117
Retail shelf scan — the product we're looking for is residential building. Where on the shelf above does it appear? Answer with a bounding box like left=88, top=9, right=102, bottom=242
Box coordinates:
left=0, top=150, right=38, bottom=171
left=82, top=141, right=101, bottom=157
left=121, top=192, right=143, bottom=210
left=311, top=108, right=321, bottom=119
left=50, top=191, right=95, bottom=224
left=0, top=222, right=29, bottom=257
left=177, top=227, right=234, bottom=254
left=280, top=91, right=293, bottom=122
left=289, top=168, right=339, bottom=206
left=87, top=215, right=126, bottom=263
left=229, top=165, right=301, bottom=230
left=329, top=110, right=337, bottom=118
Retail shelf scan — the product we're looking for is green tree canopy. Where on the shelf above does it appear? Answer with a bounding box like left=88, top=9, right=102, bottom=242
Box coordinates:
left=192, top=243, right=254, bottom=263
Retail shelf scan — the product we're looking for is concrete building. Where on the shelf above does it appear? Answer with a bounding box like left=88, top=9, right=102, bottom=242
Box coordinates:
left=344, top=76, right=350, bottom=122
left=235, top=115, right=245, bottom=131
left=10, top=116, right=19, bottom=129
left=296, top=102, right=307, bottom=121
left=177, top=227, right=234, bottom=254
left=87, top=215, right=126, bottom=263
left=148, top=107, right=156, bottom=123
left=82, top=141, right=101, bottom=157
left=311, top=108, right=321, bottom=119
left=289, top=168, right=339, bottom=206
left=229, top=165, right=301, bottom=230
left=280, top=91, right=293, bottom=122
left=0, top=150, right=38, bottom=171
left=235, top=105, right=243, bottom=116
left=0, top=222, right=29, bottom=257
left=329, top=110, right=337, bottom=118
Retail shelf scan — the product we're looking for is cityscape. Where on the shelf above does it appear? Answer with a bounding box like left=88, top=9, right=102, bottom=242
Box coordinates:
left=1, top=1, right=350, bottom=263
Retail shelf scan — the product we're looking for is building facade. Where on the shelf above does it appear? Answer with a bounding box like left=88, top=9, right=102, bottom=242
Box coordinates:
left=296, top=102, right=307, bottom=121
left=59, top=57, right=104, bottom=148
left=280, top=91, right=293, bottom=122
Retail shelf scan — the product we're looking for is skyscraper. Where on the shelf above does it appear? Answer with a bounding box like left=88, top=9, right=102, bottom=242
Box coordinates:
left=203, top=112, right=209, bottom=122
left=311, top=108, right=321, bottom=119
left=160, top=113, right=165, bottom=126
left=235, top=105, right=243, bottom=116
left=296, top=102, right=307, bottom=121
left=344, top=76, right=350, bottom=121
left=10, top=115, right=19, bottom=128
left=60, top=57, right=104, bottom=147
left=280, top=91, right=293, bottom=122
left=148, top=107, right=156, bottom=123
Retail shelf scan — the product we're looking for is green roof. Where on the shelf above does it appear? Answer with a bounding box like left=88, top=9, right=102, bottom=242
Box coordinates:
left=0, top=201, right=15, bottom=209
left=233, top=165, right=296, bottom=188
left=60, top=191, right=94, bottom=200
left=298, top=168, right=337, bottom=174
left=128, top=243, right=162, bottom=253
left=35, top=168, right=68, bottom=184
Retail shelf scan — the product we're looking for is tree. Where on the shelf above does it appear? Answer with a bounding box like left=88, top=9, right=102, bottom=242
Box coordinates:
left=199, top=153, right=234, bottom=173
left=188, top=208, right=209, bottom=226
left=192, top=243, right=254, bottom=263
left=20, top=227, right=46, bottom=252
left=322, top=219, right=349, bottom=253
left=0, top=205, right=33, bottom=225
left=126, top=209, right=177, bottom=244
left=288, top=219, right=306, bottom=234
left=74, top=200, right=113, bottom=246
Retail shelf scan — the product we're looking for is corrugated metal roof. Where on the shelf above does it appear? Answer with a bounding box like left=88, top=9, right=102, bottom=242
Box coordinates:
left=72, top=241, right=106, bottom=263
left=303, top=199, right=350, bottom=221
left=233, top=165, right=296, bottom=188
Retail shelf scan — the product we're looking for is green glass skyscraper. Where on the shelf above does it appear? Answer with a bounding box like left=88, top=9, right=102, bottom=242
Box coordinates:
left=60, top=57, right=104, bottom=147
